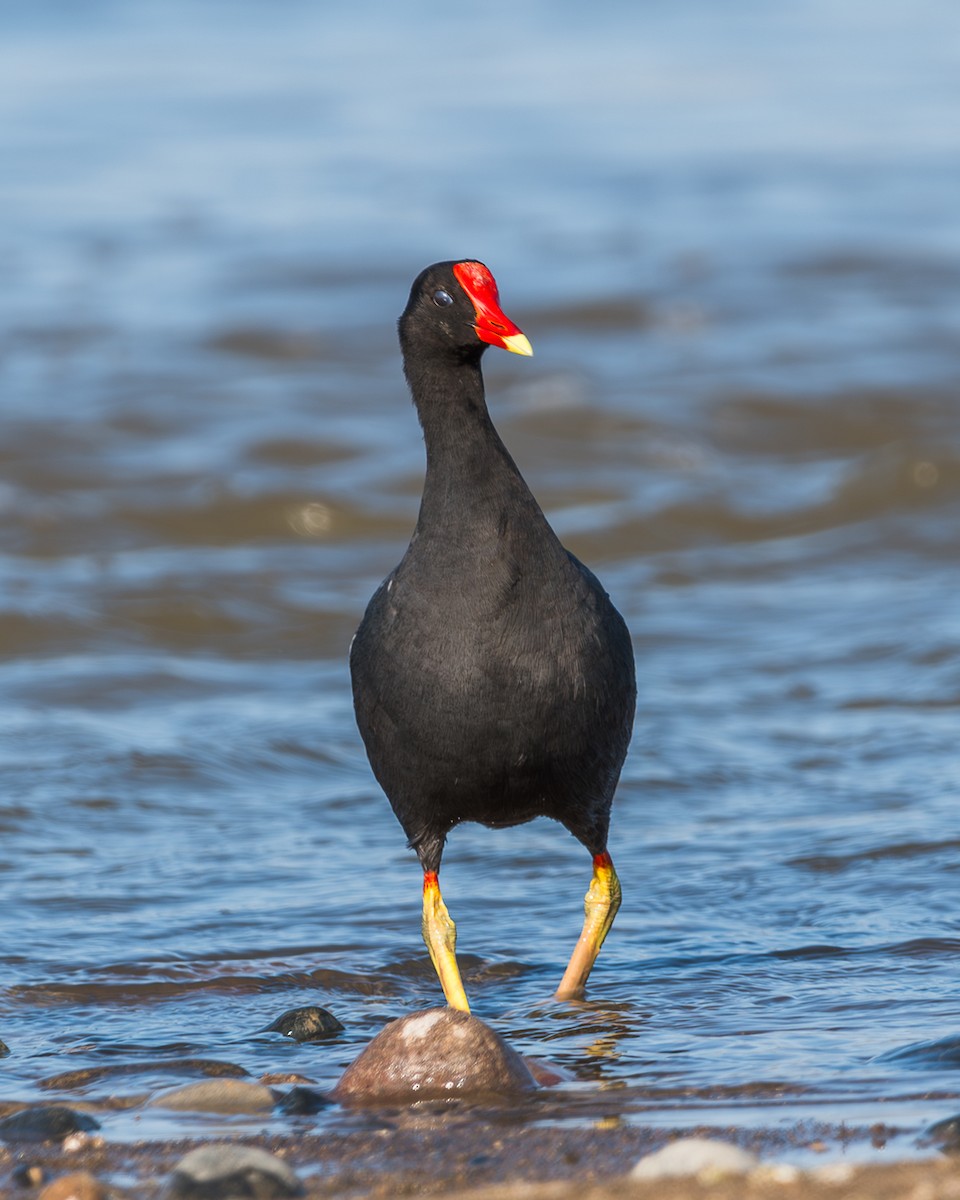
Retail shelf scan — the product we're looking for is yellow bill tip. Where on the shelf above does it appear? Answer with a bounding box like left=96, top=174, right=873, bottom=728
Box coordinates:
left=501, top=332, right=533, bottom=357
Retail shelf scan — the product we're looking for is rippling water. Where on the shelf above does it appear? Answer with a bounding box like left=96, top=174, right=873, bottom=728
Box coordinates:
left=2, top=0, right=960, bottom=1164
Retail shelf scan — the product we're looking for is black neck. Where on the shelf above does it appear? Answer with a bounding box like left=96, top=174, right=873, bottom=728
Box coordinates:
left=402, top=349, right=532, bottom=532
left=407, top=348, right=503, bottom=466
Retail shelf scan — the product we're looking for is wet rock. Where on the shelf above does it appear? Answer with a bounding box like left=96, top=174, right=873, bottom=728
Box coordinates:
left=630, top=1137, right=759, bottom=1180
left=0, top=1106, right=100, bottom=1144
left=167, top=1143, right=302, bottom=1198
left=38, top=1171, right=107, bottom=1200
left=332, top=1007, right=537, bottom=1105
left=264, top=1006, right=343, bottom=1042
left=275, top=1085, right=332, bottom=1115
left=150, top=1078, right=275, bottom=1114
left=41, top=1058, right=249, bottom=1091
left=927, top=1113, right=960, bottom=1151
left=0, top=1037, right=9, bottom=1056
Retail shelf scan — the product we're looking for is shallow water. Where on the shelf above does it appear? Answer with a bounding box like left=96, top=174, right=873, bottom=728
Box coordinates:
left=2, top=0, right=960, bottom=1166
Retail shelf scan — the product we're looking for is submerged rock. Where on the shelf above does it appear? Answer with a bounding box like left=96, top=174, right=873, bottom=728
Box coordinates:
left=150, top=1078, right=275, bottom=1114
left=41, top=1057, right=249, bottom=1092
left=265, top=1005, right=343, bottom=1042
left=927, top=1113, right=960, bottom=1151
left=0, top=1106, right=100, bottom=1144
left=332, top=1007, right=537, bottom=1105
left=275, top=1085, right=332, bottom=1115
left=168, top=1144, right=302, bottom=1198
left=630, top=1137, right=759, bottom=1180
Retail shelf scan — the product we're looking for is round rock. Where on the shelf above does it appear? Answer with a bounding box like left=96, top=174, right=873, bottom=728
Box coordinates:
left=332, top=1007, right=537, bottom=1105
left=630, top=1137, right=759, bottom=1180
left=38, top=1171, right=107, bottom=1200
left=265, top=1005, right=343, bottom=1042
left=150, top=1078, right=275, bottom=1114
left=0, top=1106, right=100, bottom=1144
left=168, top=1144, right=302, bottom=1198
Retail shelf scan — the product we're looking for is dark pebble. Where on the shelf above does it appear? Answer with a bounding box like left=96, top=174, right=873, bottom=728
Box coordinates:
left=0, top=1106, right=100, bottom=1144
left=264, top=1006, right=343, bottom=1042
left=11, top=1163, right=48, bottom=1187
left=332, top=1007, right=537, bottom=1105
left=167, top=1144, right=302, bottom=1198
left=275, top=1086, right=332, bottom=1116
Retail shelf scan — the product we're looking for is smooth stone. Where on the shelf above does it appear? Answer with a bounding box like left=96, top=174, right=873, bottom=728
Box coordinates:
left=0, top=1106, right=100, bottom=1144
left=167, top=1144, right=302, bottom=1198
left=150, top=1078, right=275, bottom=1114
left=264, top=1005, right=343, bottom=1042
left=332, top=1007, right=537, bottom=1105
left=38, top=1171, right=107, bottom=1200
left=630, top=1137, right=760, bottom=1180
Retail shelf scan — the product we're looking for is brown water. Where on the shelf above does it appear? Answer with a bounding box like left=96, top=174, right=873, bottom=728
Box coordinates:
left=2, top=0, right=960, bottom=1164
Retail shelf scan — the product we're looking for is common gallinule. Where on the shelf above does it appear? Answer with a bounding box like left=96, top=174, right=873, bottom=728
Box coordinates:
left=350, top=261, right=635, bottom=1011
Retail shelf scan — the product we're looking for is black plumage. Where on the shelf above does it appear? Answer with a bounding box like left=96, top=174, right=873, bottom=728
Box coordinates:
left=350, top=261, right=635, bottom=1008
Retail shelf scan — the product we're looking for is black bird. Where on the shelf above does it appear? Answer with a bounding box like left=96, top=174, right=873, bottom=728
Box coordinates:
left=350, top=261, right=635, bottom=1010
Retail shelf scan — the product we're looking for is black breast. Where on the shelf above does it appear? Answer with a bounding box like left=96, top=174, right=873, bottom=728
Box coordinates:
left=350, top=493, right=635, bottom=873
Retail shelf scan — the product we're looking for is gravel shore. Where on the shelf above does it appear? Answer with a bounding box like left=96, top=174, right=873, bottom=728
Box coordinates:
left=1, top=1119, right=950, bottom=1199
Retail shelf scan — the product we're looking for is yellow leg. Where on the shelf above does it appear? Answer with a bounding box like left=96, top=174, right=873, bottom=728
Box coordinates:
left=422, top=870, right=470, bottom=1012
left=555, top=852, right=621, bottom=1001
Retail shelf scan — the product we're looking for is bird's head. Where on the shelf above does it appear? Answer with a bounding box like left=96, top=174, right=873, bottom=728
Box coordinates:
left=399, top=260, right=533, bottom=363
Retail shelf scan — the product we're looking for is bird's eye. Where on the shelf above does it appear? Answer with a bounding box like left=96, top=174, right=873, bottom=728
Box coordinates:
left=433, top=289, right=454, bottom=307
